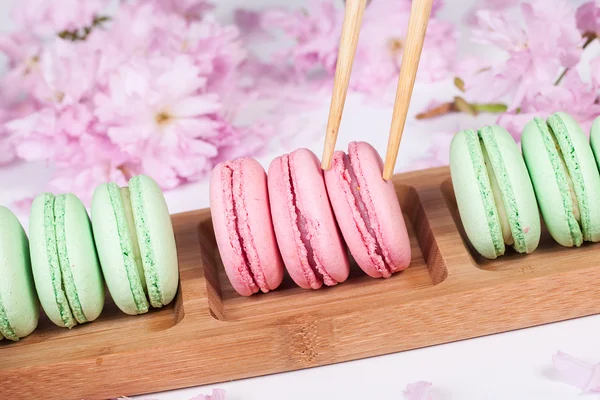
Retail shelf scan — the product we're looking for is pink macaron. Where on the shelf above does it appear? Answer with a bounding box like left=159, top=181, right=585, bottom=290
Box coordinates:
left=268, top=148, right=350, bottom=289
left=210, top=157, right=284, bottom=296
left=324, top=141, right=411, bottom=278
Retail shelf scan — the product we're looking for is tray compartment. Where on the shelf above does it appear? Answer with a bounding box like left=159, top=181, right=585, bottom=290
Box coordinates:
left=441, top=176, right=600, bottom=275
left=200, top=183, right=447, bottom=322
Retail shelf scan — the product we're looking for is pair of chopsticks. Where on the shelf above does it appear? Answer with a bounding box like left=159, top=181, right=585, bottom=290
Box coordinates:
left=321, top=0, right=434, bottom=180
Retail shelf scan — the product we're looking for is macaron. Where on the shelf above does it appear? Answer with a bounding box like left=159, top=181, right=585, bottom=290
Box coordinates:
left=29, top=193, right=104, bottom=328
left=450, top=125, right=540, bottom=259
left=589, top=115, right=600, bottom=170
left=268, top=148, right=349, bottom=289
left=210, top=157, right=284, bottom=297
left=91, top=174, right=179, bottom=315
left=0, top=206, right=38, bottom=340
left=522, top=112, right=600, bottom=247
left=324, top=141, right=411, bottom=278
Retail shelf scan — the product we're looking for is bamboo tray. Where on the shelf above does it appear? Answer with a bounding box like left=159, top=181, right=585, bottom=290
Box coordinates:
left=3, top=166, right=600, bottom=399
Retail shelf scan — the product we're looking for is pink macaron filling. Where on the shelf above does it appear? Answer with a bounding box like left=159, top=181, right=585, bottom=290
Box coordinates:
left=333, top=143, right=396, bottom=277
left=282, top=154, right=337, bottom=289
left=221, top=160, right=270, bottom=293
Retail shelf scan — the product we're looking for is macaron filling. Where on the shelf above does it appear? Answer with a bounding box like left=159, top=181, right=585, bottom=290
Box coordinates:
left=54, top=195, right=87, bottom=324
left=0, top=294, right=18, bottom=341
left=221, top=160, right=270, bottom=293
left=462, top=130, right=505, bottom=256
left=129, top=176, right=164, bottom=308
left=333, top=143, right=395, bottom=277
left=106, top=183, right=150, bottom=314
left=43, top=194, right=76, bottom=328
left=534, top=117, right=583, bottom=245
left=548, top=114, right=589, bottom=239
left=282, top=154, right=336, bottom=289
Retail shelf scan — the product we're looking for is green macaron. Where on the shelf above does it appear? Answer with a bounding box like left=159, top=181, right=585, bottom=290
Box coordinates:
left=589, top=115, right=600, bottom=170
left=0, top=206, right=38, bottom=341
left=522, top=112, right=600, bottom=247
left=29, top=193, right=105, bottom=328
left=450, top=124, right=540, bottom=259
left=91, top=174, right=179, bottom=315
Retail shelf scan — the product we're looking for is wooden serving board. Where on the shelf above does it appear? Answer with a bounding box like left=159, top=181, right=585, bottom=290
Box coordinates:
left=2, top=166, right=600, bottom=399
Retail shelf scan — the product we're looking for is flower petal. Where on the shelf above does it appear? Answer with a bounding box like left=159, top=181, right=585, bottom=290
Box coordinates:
left=404, top=381, right=433, bottom=400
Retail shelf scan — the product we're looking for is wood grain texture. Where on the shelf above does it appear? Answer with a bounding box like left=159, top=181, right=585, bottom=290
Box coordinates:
left=321, top=0, right=367, bottom=170
left=2, top=166, right=600, bottom=399
left=382, top=0, right=434, bottom=180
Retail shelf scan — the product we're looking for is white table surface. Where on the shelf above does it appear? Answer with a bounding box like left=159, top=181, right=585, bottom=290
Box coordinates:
left=1, top=0, right=599, bottom=399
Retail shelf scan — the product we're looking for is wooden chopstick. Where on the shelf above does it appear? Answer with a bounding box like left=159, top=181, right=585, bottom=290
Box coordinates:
left=382, top=0, right=434, bottom=180
left=321, top=0, right=368, bottom=170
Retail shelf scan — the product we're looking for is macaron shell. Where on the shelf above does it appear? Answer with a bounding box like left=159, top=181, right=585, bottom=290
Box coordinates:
left=449, top=130, right=503, bottom=259
left=29, top=194, right=75, bottom=328
left=60, top=194, right=105, bottom=322
left=548, top=112, right=600, bottom=242
left=589, top=115, right=600, bottom=166
left=521, top=118, right=581, bottom=247
left=0, top=206, right=38, bottom=339
left=129, top=175, right=179, bottom=307
left=92, top=184, right=144, bottom=315
left=481, top=125, right=541, bottom=253
left=210, top=159, right=284, bottom=296
left=268, top=149, right=349, bottom=289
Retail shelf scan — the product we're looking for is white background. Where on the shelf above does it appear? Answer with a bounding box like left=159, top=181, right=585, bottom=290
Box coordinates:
left=1, top=0, right=600, bottom=399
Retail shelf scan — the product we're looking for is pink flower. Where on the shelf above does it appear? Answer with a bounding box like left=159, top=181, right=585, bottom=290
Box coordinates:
left=0, top=31, right=45, bottom=103
left=258, top=0, right=457, bottom=95
left=466, top=0, right=583, bottom=110
left=94, top=55, right=227, bottom=188
left=175, top=15, right=247, bottom=98
left=262, top=0, right=341, bottom=80
left=553, top=351, right=600, bottom=392
left=0, top=98, right=36, bottom=165
left=404, top=381, right=433, bottom=400
left=464, top=0, right=519, bottom=25
left=576, top=1, right=600, bottom=36
left=188, top=389, right=226, bottom=400
left=11, top=0, right=109, bottom=37
left=497, top=71, right=600, bottom=139
left=150, top=0, right=214, bottom=21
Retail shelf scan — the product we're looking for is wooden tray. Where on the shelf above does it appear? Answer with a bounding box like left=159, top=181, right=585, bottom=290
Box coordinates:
left=3, top=166, right=600, bottom=399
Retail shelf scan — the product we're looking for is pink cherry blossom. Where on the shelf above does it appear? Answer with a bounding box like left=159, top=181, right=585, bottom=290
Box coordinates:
left=262, top=0, right=341, bottom=81
left=259, top=0, right=457, bottom=95
left=150, top=0, right=214, bottom=21
left=188, top=389, right=226, bottom=400
left=465, top=0, right=583, bottom=110
left=93, top=55, right=228, bottom=188
left=404, top=381, right=433, bottom=400
left=553, top=351, right=600, bottom=393
left=497, top=71, right=600, bottom=139
left=576, top=1, right=600, bottom=36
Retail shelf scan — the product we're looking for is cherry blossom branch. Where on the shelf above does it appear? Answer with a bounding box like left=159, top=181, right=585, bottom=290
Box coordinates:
left=58, top=15, right=110, bottom=41
left=418, top=31, right=598, bottom=121
left=554, top=32, right=597, bottom=85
